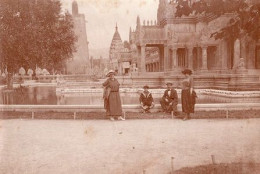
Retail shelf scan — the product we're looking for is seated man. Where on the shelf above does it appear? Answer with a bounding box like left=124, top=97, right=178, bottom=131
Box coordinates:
left=139, top=85, right=154, bottom=113
left=160, top=82, right=178, bottom=115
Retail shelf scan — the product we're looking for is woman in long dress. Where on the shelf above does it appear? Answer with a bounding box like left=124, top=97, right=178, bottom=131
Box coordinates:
left=181, top=69, right=196, bottom=120
left=103, top=70, right=125, bottom=121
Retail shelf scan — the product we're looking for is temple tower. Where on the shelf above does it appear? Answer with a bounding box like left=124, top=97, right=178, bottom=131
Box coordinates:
left=109, top=24, right=124, bottom=62
left=72, top=0, right=78, bottom=16
left=67, top=0, right=90, bottom=74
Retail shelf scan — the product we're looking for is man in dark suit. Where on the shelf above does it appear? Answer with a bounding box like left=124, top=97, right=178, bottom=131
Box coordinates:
left=160, top=82, right=178, bottom=115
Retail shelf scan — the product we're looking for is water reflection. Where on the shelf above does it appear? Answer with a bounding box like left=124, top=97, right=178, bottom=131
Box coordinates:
left=1, top=86, right=259, bottom=105
left=1, top=86, right=57, bottom=105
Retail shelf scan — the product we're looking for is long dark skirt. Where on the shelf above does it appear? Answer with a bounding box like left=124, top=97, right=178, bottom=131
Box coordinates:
left=106, top=91, right=122, bottom=117
left=181, top=89, right=195, bottom=114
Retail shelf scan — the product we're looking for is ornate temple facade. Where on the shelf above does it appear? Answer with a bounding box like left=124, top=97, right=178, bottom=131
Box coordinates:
left=109, top=24, right=136, bottom=75
left=128, top=0, right=260, bottom=74
left=66, top=0, right=90, bottom=74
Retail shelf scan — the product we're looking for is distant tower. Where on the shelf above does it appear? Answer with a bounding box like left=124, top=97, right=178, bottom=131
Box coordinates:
left=72, top=0, right=78, bottom=16
left=67, top=0, right=90, bottom=74
left=71, top=0, right=89, bottom=61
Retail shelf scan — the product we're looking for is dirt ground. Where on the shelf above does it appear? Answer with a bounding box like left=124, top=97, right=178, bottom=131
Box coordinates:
left=0, top=119, right=260, bottom=174
left=173, top=162, right=260, bottom=174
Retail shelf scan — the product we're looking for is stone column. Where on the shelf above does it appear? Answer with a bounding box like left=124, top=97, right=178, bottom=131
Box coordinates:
left=185, top=49, right=188, bottom=68
left=215, top=45, right=221, bottom=69
left=159, top=46, right=164, bottom=72
left=140, top=44, right=146, bottom=72
left=137, top=47, right=141, bottom=72
left=118, top=62, right=122, bottom=75
left=164, top=45, right=169, bottom=72
left=133, top=63, right=137, bottom=72
left=221, top=40, right=228, bottom=70
left=197, top=47, right=201, bottom=69
left=240, top=36, right=247, bottom=61
left=233, top=38, right=240, bottom=69
left=171, top=47, right=177, bottom=70
left=187, top=47, right=193, bottom=70
left=201, top=46, right=208, bottom=70
left=247, top=40, right=256, bottom=69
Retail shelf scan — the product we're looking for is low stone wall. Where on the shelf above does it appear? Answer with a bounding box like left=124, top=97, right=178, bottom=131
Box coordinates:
left=0, top=104, right=259, bottom=119
left=56, top=88, right=260, bottom=98
left=1, top=103, right=259, bottom=113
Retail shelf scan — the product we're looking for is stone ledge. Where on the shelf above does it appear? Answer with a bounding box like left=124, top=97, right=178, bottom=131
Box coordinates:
left=56, top=88, right=260, bottom=97
left=0, top=109, right=259, bottom=120
left=0, top=103, right=260, bottom=113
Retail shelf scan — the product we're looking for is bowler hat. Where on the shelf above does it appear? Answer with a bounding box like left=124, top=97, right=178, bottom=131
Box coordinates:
left=143, top=85, right=149, bottom=89
left=166, top=82, right=173, bottom=86
left=182, top=69, right=192, bottom=75
left=106, top=70, right=115, bottom=77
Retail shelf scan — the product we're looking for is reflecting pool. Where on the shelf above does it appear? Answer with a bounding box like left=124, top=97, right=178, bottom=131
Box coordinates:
left=1, top=86, right=260, bottom=105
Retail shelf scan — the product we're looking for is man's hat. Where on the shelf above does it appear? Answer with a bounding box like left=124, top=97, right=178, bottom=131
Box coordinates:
left=106, top=70, right=115, bottom=77
left=166, top=82, right=173, bottom=86
left=182, top=69, right=192, bottom=75
left=143, top=85, right=149, bottom=89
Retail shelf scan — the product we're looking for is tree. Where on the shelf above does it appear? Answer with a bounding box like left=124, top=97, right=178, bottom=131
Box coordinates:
left=175, top=0, right=260, bottom=41
left=0, top=0, right=77, bottom=88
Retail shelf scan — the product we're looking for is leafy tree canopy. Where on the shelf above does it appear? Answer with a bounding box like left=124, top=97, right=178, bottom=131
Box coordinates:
left=0, top=0, right=77, bottom=73
left=175, top=0, right=260, bottom=41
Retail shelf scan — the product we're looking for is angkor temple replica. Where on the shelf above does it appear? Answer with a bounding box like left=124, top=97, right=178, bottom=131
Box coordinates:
left=109, top=0, right=260, bottom=90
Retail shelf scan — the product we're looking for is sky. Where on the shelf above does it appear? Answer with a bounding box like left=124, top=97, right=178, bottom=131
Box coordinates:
left=60, top=0, right=159, bottom=58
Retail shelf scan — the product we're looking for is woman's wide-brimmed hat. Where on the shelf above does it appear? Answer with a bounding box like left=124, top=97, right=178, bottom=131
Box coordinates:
left=143, top=85, right=149, bottom=89
left=166, top=82, right=173, bottom=86
left=182, top=69, right=193, bottom=75
left=106, top=70, right=115, bottom=77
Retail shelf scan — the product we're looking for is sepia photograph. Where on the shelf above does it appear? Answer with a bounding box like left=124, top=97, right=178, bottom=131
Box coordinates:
left=0, top=0, right=260, bottom=173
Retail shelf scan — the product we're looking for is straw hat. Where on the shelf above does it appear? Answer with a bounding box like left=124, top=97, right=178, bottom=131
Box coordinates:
left=143, top=85, right=149, bottom=89
left=182, top=69, right=192, bottom=75
left=166, top=82, right=173, bottom=86
left=106, top=70, right=115, bottom=77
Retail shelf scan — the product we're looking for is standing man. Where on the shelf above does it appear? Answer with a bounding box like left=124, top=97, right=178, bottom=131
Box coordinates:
left=160, top=82, right=178, bottom=115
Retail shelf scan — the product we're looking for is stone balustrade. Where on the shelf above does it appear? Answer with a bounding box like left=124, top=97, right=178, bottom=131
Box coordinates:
left=203, top=89, right=260, bottom=98
left=55, top=87, right=260, bottom=98
left=1, top=103, right=260, bottom=115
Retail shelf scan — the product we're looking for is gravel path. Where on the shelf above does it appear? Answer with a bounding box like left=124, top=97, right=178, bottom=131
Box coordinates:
left=0, top=119, right=260, bottom=174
